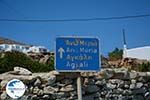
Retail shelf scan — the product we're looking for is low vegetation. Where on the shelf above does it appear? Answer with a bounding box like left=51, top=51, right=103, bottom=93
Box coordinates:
left=138, top=62, right=150, bottom=72
left=0, top=51, right=54, bottom=74
left=108, top=48, right=123, bottom=61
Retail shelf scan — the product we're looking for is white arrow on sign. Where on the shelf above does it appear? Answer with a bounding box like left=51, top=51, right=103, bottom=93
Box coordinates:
left=58, top=47, right=65, bottom=59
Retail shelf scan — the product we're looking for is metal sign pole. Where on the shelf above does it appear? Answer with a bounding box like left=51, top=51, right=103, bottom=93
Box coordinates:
left=77, top=73, right=82, bottom=100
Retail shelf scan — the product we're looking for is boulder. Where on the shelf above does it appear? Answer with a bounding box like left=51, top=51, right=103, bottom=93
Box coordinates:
left=34, top=78, right=42, bottom=86
left=61, top=78, right=73, bottom=85
left=14, top=67, right=32, bottom=75
left=60, top=85, right=75, bottom=92
left=130, top=71, right=138, bottom=79
left=136, top=82, right=143, bottom=88
left=84, top=85, right=99, bottom=93
left=0, top=92, right=8, bottom=100
left=43, top=86, right=59, bottom=94
left=33, top=86, right=40, bottom=94
left=130, top=84, right=136, bottom=89
left=106, top=83, right=117, bottom=89
left=113, top=68, right=130, bottom=80
left=0, top=80, right=8, bottom=89
left=39, top=55, right=50, bottom=64
left=98, top=69, right=114, bottom=79
left=51, top=92, right=68, bottom=99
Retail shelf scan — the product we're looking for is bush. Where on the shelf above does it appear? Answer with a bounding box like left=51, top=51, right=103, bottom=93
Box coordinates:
left=108, top=48, right=123, bottom=61
left=138, top=62, right=150, bottom=72
left=0, top=51, right=54, bottom=74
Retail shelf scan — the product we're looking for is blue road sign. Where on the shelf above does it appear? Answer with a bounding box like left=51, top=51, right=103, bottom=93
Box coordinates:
left=55, top=37, right=100, bottom=72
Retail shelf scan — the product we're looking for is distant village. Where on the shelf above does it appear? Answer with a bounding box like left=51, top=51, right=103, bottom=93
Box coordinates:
left=0, top=35, right=150, bottom=61
left=0, top=44, right=49, bottom=54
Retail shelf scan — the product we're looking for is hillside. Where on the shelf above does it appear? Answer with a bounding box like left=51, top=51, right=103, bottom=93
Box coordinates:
left=0, top=36, right=25, bottom=45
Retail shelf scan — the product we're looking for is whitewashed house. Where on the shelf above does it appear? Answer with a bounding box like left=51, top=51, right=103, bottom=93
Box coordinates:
left=0, top=44, right=30, bottom=53
left=123, top=46, right=150, bottom=60
left=28, top=46, right=49, bottom=53
left=122, top=30, right=150, bottom=60
left=0, top=44, right=49, bottom=53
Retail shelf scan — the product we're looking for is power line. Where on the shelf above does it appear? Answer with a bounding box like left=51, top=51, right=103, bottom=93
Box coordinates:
left=0, top=14, right=150, bottom=22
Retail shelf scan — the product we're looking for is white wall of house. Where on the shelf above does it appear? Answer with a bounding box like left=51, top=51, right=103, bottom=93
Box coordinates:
left=29, top=46, right=48, bottom=53
left=0, top=44, right=48, bottom=53
left=123, top=46, right=150, bottom=60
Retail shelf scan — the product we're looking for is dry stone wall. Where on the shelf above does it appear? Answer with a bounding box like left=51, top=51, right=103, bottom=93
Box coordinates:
left=0, top=67, right=150, bottom=100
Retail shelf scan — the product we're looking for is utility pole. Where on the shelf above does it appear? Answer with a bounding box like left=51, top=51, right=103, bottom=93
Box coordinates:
left=122, top=29, right=127, bottom=58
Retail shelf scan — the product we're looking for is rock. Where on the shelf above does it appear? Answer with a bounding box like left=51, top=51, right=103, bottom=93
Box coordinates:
left=113, top=88, right=123, bottom=94
left=29, top=86, right=34, bottom=92
left=0, top=73, right=36, bottom=82
left=60, top=85, right=75, bottom=92
left=0, top=80, right=8, bottom=89
left=109, top=79, right=123, bottom=84
left=0, top=92, right=8, bottom=100
left=113, top=68, right=130, bottom=80
left=49, top=71, right=60, bottom=75
left=107, top=83, right=116, bottom=89
left=31, top=95, right=38, bottom=100
left=132, top=88, right=146, bottom=94
left=136, top=82, right=143, bottom=88
left=81, top=72, right=97, bottom=78
left=145, top=92, right=150, bottom=100
left=130, top=84, right=136, bottom=89
left=34, top=78, right=42, bottom=86
left=14, top=67, right=32, bottom=75
left=39, top=55, right=50, bottom=64
left=137, top=72, right=147, bottom=77
left=100, top=69, right=114, bottom=79
left=123, top=90, right=132, bottom=96
left=43, top=86, right=59, bottom=94
left=43, top=95, right=50, bottom=99
left=130, top=71, right=137, bottom=79
left=44, top=75, right=56, bottom=86
left=131, top=79, right=136, bottom=84
left=61, top=78, right=73, bottom=85
left=84, top=78, right=95, bottom=85
left=85, top=85, right=99, bottom=93
left=69, top=91, right=77, bottom=97
left=68, top=96, right=77, bottom=100
left=19, top=95, right=31, bottom=100
left=38, top=89, right=44, bottom=95
left=52, top=92, right=67, bottom=99
left=124, top=84, right=129, bottom=89
left=33, top=86, right=40, bottom=94
left=95, top=79, right=106, bottom=86
left=101, top=90, right=108, bottom=98
left=146, top=72, right=150, bottom=77
left=83, top=95, right=94, bottom=100
left=56, top=82, right=66, bottom=87
left=7, top=71, right=20, bottom=75
left=56, top=98, right=67, bottom=100
left=137, top=77, right=146, bottom=82
left=132, top=95, right=145, bottom=100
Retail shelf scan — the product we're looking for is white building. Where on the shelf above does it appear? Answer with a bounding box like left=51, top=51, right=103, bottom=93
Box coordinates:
left=0, top=44, right=49, bottom=53
left=122, top=30, right=150, bottom=60
left=28, top=46, right=49, bottom=53
left=123, top=46, right=150, bottom=60
left=0, top=44, right=30, bottom=53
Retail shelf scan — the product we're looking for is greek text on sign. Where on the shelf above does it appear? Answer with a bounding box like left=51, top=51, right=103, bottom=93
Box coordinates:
left=55, top=37, right=100, bottom=72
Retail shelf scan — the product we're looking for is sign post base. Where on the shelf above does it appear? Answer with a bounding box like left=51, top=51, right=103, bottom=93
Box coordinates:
left=77, top=73, right=82, bottom=100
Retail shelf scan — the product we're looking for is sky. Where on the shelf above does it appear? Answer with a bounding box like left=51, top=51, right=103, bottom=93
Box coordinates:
left=0, top=0, right=150, bottom=56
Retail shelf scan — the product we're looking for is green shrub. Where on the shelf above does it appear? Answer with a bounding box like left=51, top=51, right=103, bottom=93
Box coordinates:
left=108, top=48, right=123, bottom=61
left=0, top=51, right=54, bottom=73
left=138, top=62, right=150, bottom=72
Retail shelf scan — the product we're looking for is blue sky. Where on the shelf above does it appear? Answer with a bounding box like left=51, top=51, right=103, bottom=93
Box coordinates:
left=0, top=0, right=150, bottom=55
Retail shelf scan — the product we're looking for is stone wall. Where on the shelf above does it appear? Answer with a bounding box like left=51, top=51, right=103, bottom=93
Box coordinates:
left=0, top=68, right=150, bottom=100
